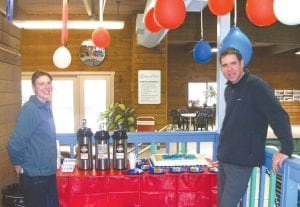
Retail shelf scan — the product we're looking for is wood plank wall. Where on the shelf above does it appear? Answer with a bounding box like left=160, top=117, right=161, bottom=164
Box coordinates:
left=15, top=13, right=300, bottom=131
left=0, top=7, right=300, bottom=194
left=132, top=16, right=168, bottom=130
left=0, top=15, right=21, bottom=192
left=167, top=45, right=300, bottom=124
left=20, top=15, right=169, bottom=130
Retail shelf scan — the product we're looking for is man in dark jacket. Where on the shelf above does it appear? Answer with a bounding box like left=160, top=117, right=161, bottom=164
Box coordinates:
left=217, top=48, right=294, bottom=207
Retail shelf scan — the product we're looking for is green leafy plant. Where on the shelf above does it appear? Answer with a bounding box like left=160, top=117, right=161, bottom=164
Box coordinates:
left=204, top=85, right=217, bottom=106
left=99, top=103, right=137, bottom=132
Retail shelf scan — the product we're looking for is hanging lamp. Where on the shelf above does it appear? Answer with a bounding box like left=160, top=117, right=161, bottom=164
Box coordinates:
left=53, top=0, right=72, bottom=69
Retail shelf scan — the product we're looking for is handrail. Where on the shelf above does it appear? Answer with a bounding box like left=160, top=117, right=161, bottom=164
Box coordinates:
left=56, top=132, right=300, bottom=206
left=242, top=146, right=300, bottom=207
left=56, top=131, right=219, bottom=160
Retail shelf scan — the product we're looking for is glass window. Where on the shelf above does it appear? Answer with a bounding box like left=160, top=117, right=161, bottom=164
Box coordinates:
left=22, top=72, right=114, bottom=133
left=52, top=80, right=75, bottom=132
left=82, top=79, right=107, bottom=131
left=188, top=82, right=217, bottom=107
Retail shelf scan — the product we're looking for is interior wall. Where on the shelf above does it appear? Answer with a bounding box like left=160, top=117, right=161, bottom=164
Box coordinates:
left=167, top=45, right=300, bottom=123
left=20, top=15, right=169, bottom=130
left=0, top=16, right=22, bottom=192
left=19, top=16, right=300, bottom=129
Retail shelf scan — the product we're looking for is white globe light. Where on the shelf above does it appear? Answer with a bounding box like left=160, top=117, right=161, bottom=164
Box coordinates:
left=274, top=0, right=300, bottom=25
left=53, top=46, right=72, bottom=69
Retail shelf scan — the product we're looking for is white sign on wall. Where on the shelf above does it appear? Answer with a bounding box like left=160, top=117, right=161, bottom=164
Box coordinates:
left=138, top=70, right=161, bottom=104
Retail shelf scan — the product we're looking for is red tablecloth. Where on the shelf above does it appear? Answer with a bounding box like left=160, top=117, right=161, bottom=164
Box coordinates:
left=57, top=167, right=218, bottom=207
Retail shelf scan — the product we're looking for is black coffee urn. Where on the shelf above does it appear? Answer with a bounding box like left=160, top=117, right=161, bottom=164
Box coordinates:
left=94, top=130, right=110, bottom=170
left=76, top=119, right=93, bottom=170
left=112, top=127, right=128, bottom=170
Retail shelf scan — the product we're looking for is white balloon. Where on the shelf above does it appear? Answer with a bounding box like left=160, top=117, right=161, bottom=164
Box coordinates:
left=53, top=46, right=72, bottom=69
left=274, top=0, right=300, bottom=25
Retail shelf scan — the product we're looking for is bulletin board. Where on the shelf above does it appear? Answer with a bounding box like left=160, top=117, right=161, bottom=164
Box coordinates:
left=138, top=70, right=161, bottom=104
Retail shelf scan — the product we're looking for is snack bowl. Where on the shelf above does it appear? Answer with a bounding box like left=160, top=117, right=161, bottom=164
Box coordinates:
left=149, top=167, right=165, bottom=174
left=169, top=167, right=185, bottom=173
left=127, top=168, right=144, bottom=175
left=189, top=166, right=204, bottom=173
left=141, top=164, right=150, bottom=171
left=136, top=159, right=147, bottom=168
left=208, top=167, right=219, bottom=173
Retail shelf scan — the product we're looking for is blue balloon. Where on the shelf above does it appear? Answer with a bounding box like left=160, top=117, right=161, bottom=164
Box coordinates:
left=220, top=26, right=253, bottom=65
left=193, top=40, right=212, bottom=63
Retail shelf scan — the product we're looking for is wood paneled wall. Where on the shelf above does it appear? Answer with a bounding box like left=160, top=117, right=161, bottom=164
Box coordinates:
left=132, top=26, right=168, bottom=129
left=21, top=15, right=169, bottom=130
left=167, top=45, right=300, bottom=124
left=0, top=16, right=21, bottom=192
left=17, top=14, right=300, bottom=130
left=0, top=8, right=300, bottom=193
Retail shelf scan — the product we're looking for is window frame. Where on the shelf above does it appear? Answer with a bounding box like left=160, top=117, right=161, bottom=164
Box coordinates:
left=22, top=71, right=114, bottom=132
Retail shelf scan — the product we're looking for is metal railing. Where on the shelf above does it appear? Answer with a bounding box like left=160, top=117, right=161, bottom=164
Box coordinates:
left=241, top=146, right=300, bottom=207
left=56, top=131, right=300, bottom=207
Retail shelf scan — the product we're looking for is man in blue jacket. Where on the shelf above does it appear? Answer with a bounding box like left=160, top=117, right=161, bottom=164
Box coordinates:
left=217, top=48, right=294, bottom=207
left=8, top=71, right=59, bottom=207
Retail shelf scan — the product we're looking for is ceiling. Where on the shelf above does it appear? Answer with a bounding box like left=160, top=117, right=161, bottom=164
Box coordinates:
left=9, top=0, right=300, bottom=55
left=13, top=0, right=147, bottom=20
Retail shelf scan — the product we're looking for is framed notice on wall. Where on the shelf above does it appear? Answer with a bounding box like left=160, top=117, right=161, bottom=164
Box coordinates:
left=138, top=70, right=161, bottom=104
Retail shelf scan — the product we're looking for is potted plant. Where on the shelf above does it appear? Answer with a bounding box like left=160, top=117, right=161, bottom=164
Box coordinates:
left=99, top=102, right=137, bottom=132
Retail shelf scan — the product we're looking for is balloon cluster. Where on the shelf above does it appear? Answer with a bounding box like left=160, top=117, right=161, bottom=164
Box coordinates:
left=207, top=0, right=300, bottom=26
left=192, top=27, right=253, bottom=65
left=144, top=0, right=186, bottom=32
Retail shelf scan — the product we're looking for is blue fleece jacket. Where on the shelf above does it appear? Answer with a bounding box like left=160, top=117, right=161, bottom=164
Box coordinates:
left=8, top=95, right=57, bottom=176
left=217, top=70, right=294, bottom=167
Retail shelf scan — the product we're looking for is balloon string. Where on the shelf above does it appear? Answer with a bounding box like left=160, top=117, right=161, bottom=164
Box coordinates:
left=234, top=0, right=237, bottom=26
left=61, top=0, right=68, bottom=46
left=200, top=0, right=203, bottom=40
left=99, top=0, right=103, bottom=24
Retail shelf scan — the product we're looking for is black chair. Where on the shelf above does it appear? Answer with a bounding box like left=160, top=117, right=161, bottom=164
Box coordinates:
left=193, top=111, right=208, bottom=131
left=202, top=107, right=215, bottom=130
left=178, top=108, right=189, bottom=130
left=171, top=109, right=181, bottom=129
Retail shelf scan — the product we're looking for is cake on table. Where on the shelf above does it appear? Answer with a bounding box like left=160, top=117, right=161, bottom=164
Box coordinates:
left=150, top=153, right=208, bottom=167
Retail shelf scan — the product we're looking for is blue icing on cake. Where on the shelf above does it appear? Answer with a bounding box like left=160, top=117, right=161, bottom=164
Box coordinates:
left=150, top=153, right=208, bottom=167
left=162, top=153, right=196, bottom=160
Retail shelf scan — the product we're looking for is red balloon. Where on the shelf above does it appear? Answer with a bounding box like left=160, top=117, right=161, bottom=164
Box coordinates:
left=246, top=0, right=277, bottom=26
left=208, top=0, right=234, bottom=16
left=92, top=27, right=110, bottom=48
left=154, top=0, right=186, bottom=30
left=144, top=8, right=162, bottom=32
